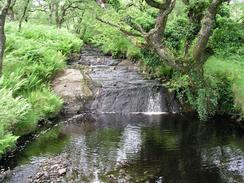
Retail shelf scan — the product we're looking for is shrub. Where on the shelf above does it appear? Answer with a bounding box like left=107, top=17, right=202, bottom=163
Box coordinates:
left=27, top=88, right=63, bottom=119
left=0, top=23, right=81, bottom=156
left=0, top=88, right=32, bottom=154
left=209, top=16, right=244, bottom=56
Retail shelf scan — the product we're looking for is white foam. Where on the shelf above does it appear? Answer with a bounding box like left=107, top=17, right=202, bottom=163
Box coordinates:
left=130, top=112, right=168, bottom=115
left=147, top=92, right=162, bottom=112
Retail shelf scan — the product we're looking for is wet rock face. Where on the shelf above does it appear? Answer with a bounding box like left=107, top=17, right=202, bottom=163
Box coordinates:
left=76, top=46, right=179, bottom=114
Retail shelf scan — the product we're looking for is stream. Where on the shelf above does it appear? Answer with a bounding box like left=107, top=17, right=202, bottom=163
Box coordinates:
left=1, top=46, right=243, bottom=183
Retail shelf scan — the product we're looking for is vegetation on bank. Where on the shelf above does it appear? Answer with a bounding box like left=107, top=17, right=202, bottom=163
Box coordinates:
left=0, top=0, right=243, bottom=156
left=0, top=23, right=81, bottom=156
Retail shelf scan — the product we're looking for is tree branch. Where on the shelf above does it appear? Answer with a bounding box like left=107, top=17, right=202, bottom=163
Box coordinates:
left=1, top=0, right=12, bottom=16
left=19, top=0, right=31, bottom=31
left=192, top=0, right=227, bottom=63
left=154, top=46, right=186, bottom=71
left=145, top=0, right=165, bottom=9
left=96, top=16, right=143, bottom=37
left=28, top=8, right=47, bottom=13
left=124, top=16, right=147, bottom=35
left=144, top=0, right=183, bottom=71
left=147, top=0, right=176, bottom=44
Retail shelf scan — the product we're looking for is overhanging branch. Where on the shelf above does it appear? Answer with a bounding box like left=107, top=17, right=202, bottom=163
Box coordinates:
left=96, top=16, right=143, bottom=37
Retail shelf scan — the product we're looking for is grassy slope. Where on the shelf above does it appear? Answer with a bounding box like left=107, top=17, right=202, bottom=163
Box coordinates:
left=0, top=23, right=82, bottom=156
left=205, top=56, right=244, bottom=116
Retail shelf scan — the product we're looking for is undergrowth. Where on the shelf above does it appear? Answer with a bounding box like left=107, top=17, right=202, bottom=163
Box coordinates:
left=0, top=23, right=82, bottom=156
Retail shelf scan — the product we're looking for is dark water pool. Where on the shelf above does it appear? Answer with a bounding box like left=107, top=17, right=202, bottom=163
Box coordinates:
left=1, top=114, right=244, bottom=183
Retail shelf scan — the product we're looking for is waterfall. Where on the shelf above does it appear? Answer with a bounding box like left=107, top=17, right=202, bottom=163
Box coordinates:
left=77, top=46, right=179, bottom=114
left=147, top=92, right=162, bottom=112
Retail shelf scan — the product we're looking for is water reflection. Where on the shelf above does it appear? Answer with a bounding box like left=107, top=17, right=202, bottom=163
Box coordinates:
left=116, top=125, right=142, bottom=164
left=61, top=114, right=244, bottom=183
left=2, top=114, right=244, bottom=183
left=201, top=146, right=244, bottom=182
left=0, top=126, right=69, bottom=169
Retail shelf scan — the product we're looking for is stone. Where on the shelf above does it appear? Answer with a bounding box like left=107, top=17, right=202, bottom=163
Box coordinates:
left=118, top=60, right=131, bottom=66
left=58, top=168, right=66, bottom=175
left=50, top=164, right=59, bottom=170
left=52, top=68, right=92, bottom=115
left=43, top=171, right=49, bottom=177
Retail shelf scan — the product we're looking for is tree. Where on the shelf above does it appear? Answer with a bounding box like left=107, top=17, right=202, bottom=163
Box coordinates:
left=8, top=0, right=16, bottom=20
left=98, top=0, right=227, bottom=73
left=0, top=0, right=13, bottom=76
left=47, top=0, right=55, bottom=24
left=18, top=0, right=31, bottom=31
left=53, top=0, right=84, bottom=28
left=97, top=0, right=228, bottom=119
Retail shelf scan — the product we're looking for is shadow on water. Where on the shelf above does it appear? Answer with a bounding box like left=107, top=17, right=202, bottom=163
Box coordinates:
left=2, top=113, right=243, bottom=183
left=0, top=126, right=70, bottom=170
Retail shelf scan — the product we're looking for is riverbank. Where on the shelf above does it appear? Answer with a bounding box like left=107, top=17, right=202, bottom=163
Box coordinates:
left=0, top=23, right=82, bottom=157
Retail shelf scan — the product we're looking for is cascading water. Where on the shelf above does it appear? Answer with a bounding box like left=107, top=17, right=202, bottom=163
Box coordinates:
left=147, top=91, right=162, bottom=113
left=77, top=45, right=179, bottom=114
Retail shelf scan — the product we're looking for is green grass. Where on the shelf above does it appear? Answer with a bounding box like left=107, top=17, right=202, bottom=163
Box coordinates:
left=0, top=23, right=82, bottom=156
left=205, top=56, right=244, bottom=116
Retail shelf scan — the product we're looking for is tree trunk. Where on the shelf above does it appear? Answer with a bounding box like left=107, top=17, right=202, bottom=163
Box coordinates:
left=48, top=3, right=54, bottom=25
left=57, top=5, right=66, bottom=29
left=18, top=0, right=31, bottom=31
left=0, top=16, right=6, bottom=76
left=0, top=0, right=12, bottom=76
left=9, top=7, right=15, bottom=20
left=9, top=0, right=16, bottom=21
left=54, top=3, right=60, bottom=28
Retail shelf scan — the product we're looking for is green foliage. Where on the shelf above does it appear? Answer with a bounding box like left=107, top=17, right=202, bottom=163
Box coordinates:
left=0, top=88, right=30, bottom=155
left=73, top=4, right=141, bottom=58
left=107, top=0, right=121, bottom=11
left=6, top=23, right=81, bottom=54
left=141, top=51, right=172, bottom=78
left=205, top=56, right=244, bottom=117
left=82, top=12, right=140, bottom=58
left=209, top=16, right=244, bottom=56
left=187, top=81, right=220, bottom=121
left=0, top=23, right=81, bottom=156
left=165, top=17, right=188, bottom=51
left=3, top=23, right=81, bottom=96
left=166, top=54, right=243, bottom=120
left=0, top=133, right=18, bottom=156
left=27, top=88, right=63, bottom=119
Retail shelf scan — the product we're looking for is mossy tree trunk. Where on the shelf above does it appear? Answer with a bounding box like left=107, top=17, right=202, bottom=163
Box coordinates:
left=0, top=0, right=12, bottom=76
